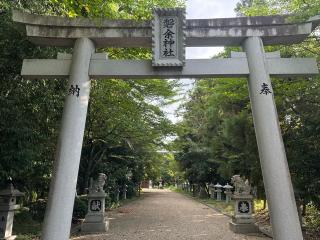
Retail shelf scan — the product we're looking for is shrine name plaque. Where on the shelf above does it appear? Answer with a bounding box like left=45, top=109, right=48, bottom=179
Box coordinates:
left=152, top=8, right=186, bottom=67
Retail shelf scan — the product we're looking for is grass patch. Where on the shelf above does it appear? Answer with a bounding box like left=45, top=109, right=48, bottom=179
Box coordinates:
left=201, top=198, right=234, bottom=216
left=167, top=185, right=178, bottom=191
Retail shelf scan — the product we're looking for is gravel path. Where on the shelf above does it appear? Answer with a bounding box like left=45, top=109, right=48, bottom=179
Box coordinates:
left=72, top=189, right=270, bottom=240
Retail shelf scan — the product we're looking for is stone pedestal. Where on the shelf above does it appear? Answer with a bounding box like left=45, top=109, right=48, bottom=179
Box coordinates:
left=216, top=189, right=222, bottom=201
left=0, top=184, right=24, bottom=240
left=223, top=183, right=233, bottom=203
left=41, top=38, right=95, bottom=240
left=243, top=37, right=303, bottom=239
left=214, top=183, right=222, bottom=201
left=123, top=185, right=127, bottom=200
left=229, top=194, right=258, bottom=234
left=0, top=205, right=19, bottom=240
left=210, top=191, right=215, bottom=199
left=115, top=187, right=120, bottom=203
left=225, top=192, right=232, bottom=203
left=81, top=191, right=108, bottom=233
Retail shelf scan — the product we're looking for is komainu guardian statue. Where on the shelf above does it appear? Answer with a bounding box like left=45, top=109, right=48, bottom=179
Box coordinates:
left=89, top=173, right=107, bottom=193
left=82, top=173, right=109, bottom=233
left=231, top=175, right=251, bottom=196
left=229, top=175, right=257, bottom=233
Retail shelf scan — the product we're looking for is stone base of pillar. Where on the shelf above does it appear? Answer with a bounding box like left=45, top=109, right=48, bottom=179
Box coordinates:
left=81, top=215, right=109, bottom=233
left=229, top=221, right=258, bottom=234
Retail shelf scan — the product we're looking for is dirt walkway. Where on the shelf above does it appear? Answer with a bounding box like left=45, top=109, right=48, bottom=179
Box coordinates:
left=72, top=189, right=270, bottom=240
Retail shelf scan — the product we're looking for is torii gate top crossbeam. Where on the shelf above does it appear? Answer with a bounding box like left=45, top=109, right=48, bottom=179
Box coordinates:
left=12, top=11, right=320, bottom=48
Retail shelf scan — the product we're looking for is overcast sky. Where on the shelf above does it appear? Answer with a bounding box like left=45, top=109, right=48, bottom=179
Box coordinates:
left=163, top=0, right=239, bottom=123
left=186, top=0, right=239, bottom=59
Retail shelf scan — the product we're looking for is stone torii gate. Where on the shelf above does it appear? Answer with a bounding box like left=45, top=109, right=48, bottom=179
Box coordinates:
left=13, top=9, right=319, bottom=240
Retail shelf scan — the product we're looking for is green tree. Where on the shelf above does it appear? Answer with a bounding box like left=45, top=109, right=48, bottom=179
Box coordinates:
left=0, top=1, right=66, bottom=199
left=235, top=0, right=320, bottom=211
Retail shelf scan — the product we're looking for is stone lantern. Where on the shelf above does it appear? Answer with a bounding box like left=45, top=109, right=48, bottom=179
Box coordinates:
left=0, top=183, right=24, bottom=240
left=214, top=183, right=223, bottom=201
left=208, top=183, right=215, bottom=199
left=223, top=183, right=233, bottom=203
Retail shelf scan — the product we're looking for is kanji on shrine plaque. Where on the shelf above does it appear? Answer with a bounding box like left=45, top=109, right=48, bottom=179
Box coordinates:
left=152, top=8, right=185, bottom=67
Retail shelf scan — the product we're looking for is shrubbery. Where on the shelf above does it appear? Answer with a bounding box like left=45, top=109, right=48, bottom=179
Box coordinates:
left=29, top=199, right=47, bottom=222
left=72, top=197, right=87, bottom=221
left=306, top=203, right=320, bottom=232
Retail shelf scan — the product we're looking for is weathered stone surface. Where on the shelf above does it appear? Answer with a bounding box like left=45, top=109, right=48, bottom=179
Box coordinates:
left=12, top=10, right=320, bottom=47
left=81, top=220, right=109, bottom=233
left=243, top=36, right=304, bottom=239
left=40, top=38, right=95, bottom=240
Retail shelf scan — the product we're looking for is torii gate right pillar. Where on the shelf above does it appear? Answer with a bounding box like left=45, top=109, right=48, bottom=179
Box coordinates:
left=243, top=36, right=303, bottom=240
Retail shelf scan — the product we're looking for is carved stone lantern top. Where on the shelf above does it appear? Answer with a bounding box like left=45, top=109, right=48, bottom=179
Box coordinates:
left=223, top=183, right=233, bottom=189
left=0, top=183, right=24, bottom=200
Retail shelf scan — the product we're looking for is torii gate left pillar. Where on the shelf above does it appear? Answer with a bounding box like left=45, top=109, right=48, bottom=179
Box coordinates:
left=41, top=38, right=94, bottom=240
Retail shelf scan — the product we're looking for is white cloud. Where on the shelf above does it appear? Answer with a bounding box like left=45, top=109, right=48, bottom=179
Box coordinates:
left=186, top=0, right=239, bottom=59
